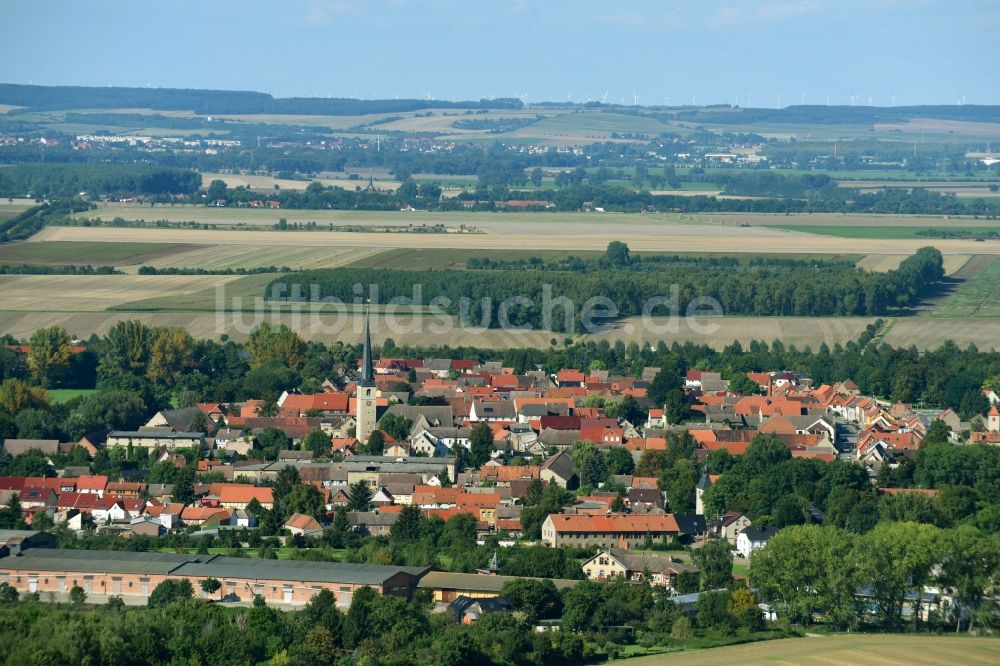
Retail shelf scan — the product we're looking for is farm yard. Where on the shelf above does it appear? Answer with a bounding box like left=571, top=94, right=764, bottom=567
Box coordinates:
left=625, top=634, right=1000, bottom=666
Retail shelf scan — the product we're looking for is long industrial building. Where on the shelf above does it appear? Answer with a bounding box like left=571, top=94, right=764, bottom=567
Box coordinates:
left=0, top=549, right=428, bottom=607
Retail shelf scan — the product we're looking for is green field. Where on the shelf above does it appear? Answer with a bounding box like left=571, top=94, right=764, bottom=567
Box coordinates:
left=47, top=388, right=99, bottom=404
left=0, top=241, right=188, bottom=265
left=624, top=634, right=1000, bottom=665
left=932, top=257, right=1000, bottom=318
left=766, top=224, right=1000, bottom=239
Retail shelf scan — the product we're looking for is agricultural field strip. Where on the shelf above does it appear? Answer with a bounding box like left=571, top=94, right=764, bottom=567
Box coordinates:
left=856, top=254, right=971, bottom=274
left=763, top=224, right=1000, bottom=240
left=32, top=225, right=1000, bottom=255
left=71, top=206, right=999, bottom=229
left=140, top=245, right=385, bottom=270
left=199, top=172, right=401, bottom=192
left=0, top=308, right=997, bottom=352
left=625, top=634, right=1000, bottom=666
left=0, top=241, right=192, bottom=265
left=0, top=274, right=241, bottom=312
left=930, top=257, right=1000, bottom=318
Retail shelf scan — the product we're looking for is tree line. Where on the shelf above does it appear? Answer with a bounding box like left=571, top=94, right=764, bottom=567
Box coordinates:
left=0, top=164, right=201, bottom=198
left=270, top=247, right=944, bottom=326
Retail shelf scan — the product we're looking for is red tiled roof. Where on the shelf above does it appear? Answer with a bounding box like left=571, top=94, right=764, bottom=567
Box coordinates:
left=215, top=484, right=273, bottom=505
left=547, top=513, right=680, bottom=534
left=285, top=512, right=323, bottom=530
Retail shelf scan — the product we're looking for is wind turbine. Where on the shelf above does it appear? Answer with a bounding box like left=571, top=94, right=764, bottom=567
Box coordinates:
left=633, top=91, right=639, bottom=106
left=777, top=93, right=782, bottom=108
left=602, top=90, right=609, bottom=104
left=747, top=90, right=752, bottom=108
left=801, top=92, right=806, bottom=105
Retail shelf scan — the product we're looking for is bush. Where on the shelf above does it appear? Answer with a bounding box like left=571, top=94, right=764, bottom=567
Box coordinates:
left=0, top=582, right=18, bottom=603
left=68, top=585, right=87, bottom=605
left=671, top=616, right=691, bottom=639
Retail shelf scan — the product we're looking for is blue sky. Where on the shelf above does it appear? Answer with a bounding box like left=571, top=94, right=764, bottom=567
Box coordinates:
left=3, top=0, right=998, bottom=106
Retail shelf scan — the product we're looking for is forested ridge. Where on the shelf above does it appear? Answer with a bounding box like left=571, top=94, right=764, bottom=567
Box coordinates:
left=0, top=83, right=523, bottom=115
left=269, top=247, right=944, bottom=327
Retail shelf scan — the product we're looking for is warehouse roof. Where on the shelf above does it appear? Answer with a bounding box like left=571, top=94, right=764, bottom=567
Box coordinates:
left=417, top=571, right=581, bottom=593
left=171, top=556, right=429, bottom=586
left=0, top=548, right=208, bottom=575
left=1, top=550, right=430, bottom=586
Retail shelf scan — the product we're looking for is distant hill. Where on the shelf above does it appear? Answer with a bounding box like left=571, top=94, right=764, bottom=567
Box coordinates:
left=0, top=83, right=523, bottom=115
left=531, top=100, right=1000, bottom=124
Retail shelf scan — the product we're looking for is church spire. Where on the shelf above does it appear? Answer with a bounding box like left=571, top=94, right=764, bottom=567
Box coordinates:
left=361, top=307, right=374, bottom=385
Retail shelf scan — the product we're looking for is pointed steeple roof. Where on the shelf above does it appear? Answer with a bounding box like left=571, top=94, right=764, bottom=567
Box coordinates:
left=696, top=471, right=713, bottom=491
left=360, top=308, right=375, bottom=386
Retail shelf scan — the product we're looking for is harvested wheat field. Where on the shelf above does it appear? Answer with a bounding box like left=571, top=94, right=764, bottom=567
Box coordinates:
left=0, top=274, right=241, bottom=312
left=625, top=634, right=1000, bottom=666
left=882, top=317, right=1000, bottom=350
left=35, top=224, right=1000, bottom=256
left=0, top=309, right=558, bottom=347
left=139, top=245, right=384, bottom=271
left=858, top=254, right=972, bottom=274
left=590, top=316, right=875, bottom=349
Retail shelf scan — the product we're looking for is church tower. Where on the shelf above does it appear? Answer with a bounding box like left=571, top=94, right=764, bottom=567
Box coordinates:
left=695, top=471, right=712, bottom=516
left=355, top=311, right=377, bottom=443
left=989, top=405, right=1000, bottom=433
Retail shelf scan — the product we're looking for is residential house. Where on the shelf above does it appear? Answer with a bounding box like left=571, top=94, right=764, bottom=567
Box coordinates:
left=581, top=548, right=699, bottom=592
left=448, top=595, right=515, bottom=624
left=215, top=484, right=274, bottom=510
left=736, top=526, right=779, bottom=558
left=106, top=429, right=204, bottom=450
left=541, top=514, right=681, bottom=548
left=718, top=511, right=751, bottom=544
left=284, top=513, right=324, bottom=537
left=540, top=449, right=578, bottom=489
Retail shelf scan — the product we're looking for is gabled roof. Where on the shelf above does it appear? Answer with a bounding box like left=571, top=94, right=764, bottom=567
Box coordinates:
left=546, top=513, right=680, bottom=534
left=285, top=512, right=323, bottom=531
left=741, top=526, right=778, bottom=542
left=540, top=449, right=577, bottom=481
left=75, top=475, right=109, bottom=491
left=215, top=484, right=274, bottom=505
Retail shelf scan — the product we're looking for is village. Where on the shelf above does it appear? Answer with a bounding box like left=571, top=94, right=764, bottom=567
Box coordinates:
left=2, top=317, right=998, bottom=623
